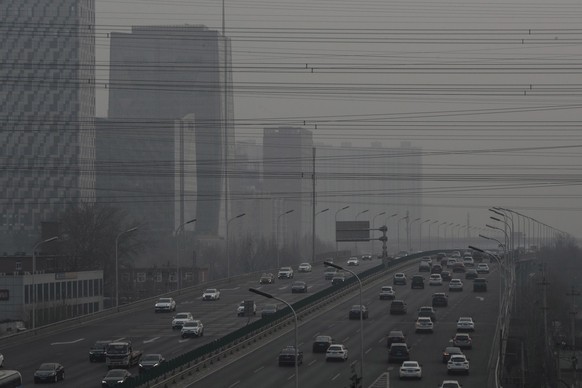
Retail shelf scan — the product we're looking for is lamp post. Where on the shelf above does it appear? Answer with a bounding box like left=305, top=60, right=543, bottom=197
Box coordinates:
left=277, top=210, right=294, bottom=270
left=31, top=236, right=58, bottom=330
left=371, top=212, right=386, bottom=256
left=175, top=218, right=196, bottom=291
left=428, top=220, right=438, bottom=250
left=408, top=217, right=421, bottom=252
left=313, top=208, right=329, bottom=264
left=384, top=213, right=398, bottom=254
left=354, top=210, right=369, bottom=255
left=324, top=261, right=365, bottom=385
left=419, top=220, right=431, bottom=251
left=334, top=206, right=350, bottom=256
left=116, top=227, right=138, bottom=309
left=249, top=288, right=299, bottom=388
left=397, top=216, right=408, bottom=252
left=227, top=213, right=246, bottom=280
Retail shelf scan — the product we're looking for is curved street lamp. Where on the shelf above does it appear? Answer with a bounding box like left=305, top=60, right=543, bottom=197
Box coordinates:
left=313, top=208, right=329, bottom=263
left=175, top=218, right=196, bottom=291
left=227, top=213, right=246, bottom=280
left=116, top=227, right=138, bottom=309
left=277, top=210, right=294, bottom=269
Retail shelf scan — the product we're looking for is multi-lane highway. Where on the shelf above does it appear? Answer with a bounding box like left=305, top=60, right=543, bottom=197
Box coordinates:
left=188, top=260, right=501, bottom=388
left=6, top=260, right=381, bottom=387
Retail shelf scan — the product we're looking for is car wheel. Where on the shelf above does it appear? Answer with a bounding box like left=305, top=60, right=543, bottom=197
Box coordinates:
left=61, top=372, right=65, bottom=380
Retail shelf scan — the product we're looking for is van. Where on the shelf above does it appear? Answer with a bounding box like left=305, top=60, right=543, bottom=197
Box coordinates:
left=411, top=275, right=425, bottom=289
left=473, top=278, right=488, bottom=292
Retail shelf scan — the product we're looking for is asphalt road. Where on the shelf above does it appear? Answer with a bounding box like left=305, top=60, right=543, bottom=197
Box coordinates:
left=7, top=259, right=380, bottom=387
left=187, top=262, right=501, bottom=388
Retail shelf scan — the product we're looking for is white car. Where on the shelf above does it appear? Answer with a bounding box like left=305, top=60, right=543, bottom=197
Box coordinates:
left=462, top=257, right=475, bottom=267
left=447, top=258, right=457, bottom=267
left=347, top=257, right=359, bottom=266
left=439, top=380, right=463, bottom=388
left=393, top=273, right=407, bottom=285
left=298, top=262, right=312, bottom=272
left=447, top=354, right=470, bottom=374
left=399, top=360, right=422, bottom=380
left=415, top=317, right=434, bottom=333
left=325, top=344, right=348, bottom=361
left=154, top=297, right=176, bottom=312
left=379, top=286, right=396, bottom=300
left=429, top=274, right=443, bottom=286
left=278, top=267, right=294, bottom=279
left=171, top=312, right=194, bottom=329
left=448, top=279, right=464, bottom=291
left=181, top=319, right=204, bottom=338
left=202, top=288, right=220, bottom=301
left=476, top=263, right=490, bottom=274
left=456, top=317, right=475, bottom=332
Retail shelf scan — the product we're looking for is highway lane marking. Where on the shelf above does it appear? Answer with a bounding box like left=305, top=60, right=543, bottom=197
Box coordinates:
left=253, top=366, right=264, bottom=373
left=143, top=337, right=160, bottom=344
left=228, top=381, right=240, bottom=388
left=313, top=332, right=320, bottom=337
left=51, top=338, right=84, bottom=345
left=378, top=337, right=385, bottom=344
left=278, top=286, right=288, bottom=290
left=365, top=347, right=373, bottom=354
left=476, top=296, right=485, bottom=301
left=343, top=336, right=350, bottom=342
left=308, top=359, right=317, bottom=366
left=178, top=338, right=189, bottom=343
left=222, top=287, right=240, bottom=291
left=331, top=373, right=341, bottom=381
left=287, top=374, right=295, bottom=381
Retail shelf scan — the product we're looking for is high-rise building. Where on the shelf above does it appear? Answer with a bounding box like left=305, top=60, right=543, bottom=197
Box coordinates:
left=0, top=1, right=96, bottom=252
left=107, top=25, right=233, bottom=238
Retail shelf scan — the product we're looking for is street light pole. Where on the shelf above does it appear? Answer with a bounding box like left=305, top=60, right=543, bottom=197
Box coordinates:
left=397, top=216, right=408, bottom=252
left=428, top=220, right=438, bottom=250
left=355, top=210, right=369, bottom=255
left=31, top=236, right=58, bottom=330
left=419, top=220, right=430, bottom=251
left=334, top=206, right=350, bottom=256
left=324, top=260, right=365, bottom=385
left=115, top=227, right=138, bottom=309
left=227, top=213, right=246, bottom=280
left=249, top=288, right=299, bottom=388
left=312, top=208, right=329, bottom=264
left=383, top=213, right=398, bottom=254
left=276, top=210, right=294, bottom=270
left=371, top=211, right=386, bottom=256
left=408, top=217, right=421, bottom=252
left=175, top=218, right=196, bottom=291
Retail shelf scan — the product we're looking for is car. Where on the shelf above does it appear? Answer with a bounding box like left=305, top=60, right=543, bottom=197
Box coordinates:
left=448, top=279, right=464, bottom=292
left=324, top=268, right=338, bottom=280
left=429, top=274, right=443, bottom=286
left=451, top=251, right=461, bottom=258
left=278, top=346, right=303, bottom=366
left=34, top=362, right=65, bottom=383
left=298, top=262, right=312, bottom=272
left=439, top=381, right=463, bottom=388
left=348, top=304, right=369, bottom=319
left=390, top=300, right=408, bottom=314
left=417, top=306, right=437, bottom=321
left=431, top=264, right=443, bottom=274
left=457, top=317, right=475, bottom=332
left=181, top=319, right=204, bottom=338
left=415, top=317, right=434, bottom=333
left=473, top=277, right=488, bottom=292
left=237, top=300, right=257, bottom=316
left=476, top=263, right=490, bottom=274
left=441, top=271, right=452, bottom=281
left=361, top=253, right=373, bottom=260
left=421, top=256, right=433, bottom=266
left=447, top=258, right=458, bottom=267
left=261, top=303, right=279, bottom=318
left=89, top=340, right=111, bottom=362
left=171, top=312, right=194, bottom=329
left=452, top=333, right=473, bottom=349
left=393, top=273, right=407, bottom=285
left=432, top=292, right=449, bottom=307
left=379, top=285, right=396, bottom=300
left=138, top=354, right=165, bottom=374
left=451, top=262, right=466, bottom=273
left=202, top=288, right=220, bottom=301
left=447, top=354, right=470, bottom=374
left=411, top=275, right=425, bottom=289
left=326, top=344, right=348, bottom=361
left=312, top=335, right=334, bottom=353
left=347, top=256, right=359, bottom=266
left=418, top=262, right=431, bottom=272
left=399, top=360, right=422, bottom=380
left=324, top=258, right=335, bottom=266
left=259, top=273, right=275, bottom=284
left=101, top=369, right=131, bottom=387
left=154, top=297, right=176, bottom=312
left=388, top=343, right=410, bottom=363
left=331, top=275, right=345, bottom=285
left=463, top=257, right=475, bottom=268
left=278, top=267, right=294, bottom=279
left=291, top=281, right=308, bottom=293
left=386, top=330, right=406, bottom=347
left=465, top=269, right=478, bottom=280
left=442, top=346, right=464, bottom=363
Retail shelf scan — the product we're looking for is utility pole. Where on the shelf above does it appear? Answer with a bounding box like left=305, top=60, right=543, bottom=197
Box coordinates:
left=312, top=147, right=316, bottom=264
left=567, top=285, right=580, bottom=388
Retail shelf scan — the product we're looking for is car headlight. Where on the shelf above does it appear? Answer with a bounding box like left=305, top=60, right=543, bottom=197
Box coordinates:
left=117, top=379, right=124, bottom=383
left=102, top=380, right=107, bottom=384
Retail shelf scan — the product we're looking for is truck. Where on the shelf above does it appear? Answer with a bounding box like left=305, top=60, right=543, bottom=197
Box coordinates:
left=105, top=341, right=142, bottom=369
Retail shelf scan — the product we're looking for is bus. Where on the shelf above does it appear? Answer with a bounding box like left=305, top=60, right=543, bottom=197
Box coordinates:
left=0, top=370, right=22, bottom=388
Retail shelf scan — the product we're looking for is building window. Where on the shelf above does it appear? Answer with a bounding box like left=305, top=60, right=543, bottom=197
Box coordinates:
left=168, top=273, right=177, bottom=283
left=136, top=272, right=146, bottom=283
left=154, top=272, right=162, bottom=283
left=184, top=272, right=193, bottom=281
left=50, top=282, right=55, bottom=301
left=15, top=262, right=22, bottom=271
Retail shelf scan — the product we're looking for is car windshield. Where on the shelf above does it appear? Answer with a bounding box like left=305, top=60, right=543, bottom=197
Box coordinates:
left=107, top=370, right=127, bottom=377
left=175, top=313, right=190, bottom=319
left=38, top=364, right=56, bottom=371
left=315, top=336, right=331, bottom=342
left=204, top=289, right=216, bottom=293
left=142, top=354, right=161, bottom=361
left=402, top=361, right=417, bottom=367
left=107, top=344, right=128, bottom=354
left=158, top=298, right=171, bottom=303
left=328, top=345, right=342, bottom=351
left=184, top=321, right=199, bottom=327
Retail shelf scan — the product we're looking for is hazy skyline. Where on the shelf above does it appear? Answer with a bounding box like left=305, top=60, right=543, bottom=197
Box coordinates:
left=95, top=0, right=582, bottom=241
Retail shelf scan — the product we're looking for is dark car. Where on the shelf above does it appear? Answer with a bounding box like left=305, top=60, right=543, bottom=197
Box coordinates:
left=451, top=262, right=466, bottom=273
left=89, top=340, right=111, bottom=362
left=261, top=303, right=279, bottom=318
left=348, top=304, right=369, bottom=319
left=386, top=330, right=406, bottom=348
left=442, top=346, right=464, bottom=363
left=102, top=369, right=132, bottom=387
left=138, top=354, right=165, bottom=374
left=291, top=281, right=308, bottom=293
left=431, top=264, right=443, bottom=274
left=34, top=363, right=65, bottom=383
left=331, top=276, right=345, bottom=286
left=465, top=269, right=479, bottom=280
left=441, top=271, right=452, bottom=281
left=473, top=278, right=488, bottom=292
left=411, top=275, right=425, bottom=289
left=324, top=268, right=338, bottom=280
left=312, top=335, right=334, bottom=353
left=390, top=300, right=408, bottom=314
left=259, top=273, right=275, bottom=284
left=278, top=346, right=303, bottom=366
left=418, top=262, right=431, bottom=272
left=388, top=343, right=410, bottom=363
left=417, top=306, right=437, bottom=321
left=432, top=292, right=449, bottom=307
